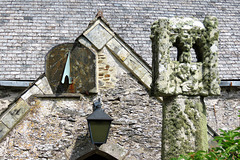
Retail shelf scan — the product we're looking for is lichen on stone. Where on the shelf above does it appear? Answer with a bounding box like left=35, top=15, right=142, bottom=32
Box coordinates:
left=151, top=16, right=221, bottom=97
left=152, top=16, right=220, bottom=160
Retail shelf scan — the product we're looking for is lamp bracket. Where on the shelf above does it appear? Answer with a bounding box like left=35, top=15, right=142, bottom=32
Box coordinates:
left=93, top=98, right=102, bottom=111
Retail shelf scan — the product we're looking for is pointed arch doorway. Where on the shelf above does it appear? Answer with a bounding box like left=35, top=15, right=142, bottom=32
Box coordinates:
left=77, top=149, right=118, bottom=160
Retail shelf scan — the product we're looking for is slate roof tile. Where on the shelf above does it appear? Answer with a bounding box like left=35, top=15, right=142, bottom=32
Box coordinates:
left=0, top=0, right=239, bottom=80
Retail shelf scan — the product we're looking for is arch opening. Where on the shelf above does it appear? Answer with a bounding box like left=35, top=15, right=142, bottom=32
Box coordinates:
left=170, top=37, right=204, bottom=63
left=170, top=47, right=178, bottom=61
left=190, top=48, right=198, bottom=62
left=192, top=41, right=204, bottom=63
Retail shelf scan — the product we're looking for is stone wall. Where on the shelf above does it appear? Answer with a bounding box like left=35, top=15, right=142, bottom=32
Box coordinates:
left=205, top=87, right=240, bottom=133
left=0, top=87, right=25, bottom=115
left=0, top=85, right=239, bottom=159
left=0, top=68, right=162, bottom=160
left=0, top=14, right=239, bottom=159
left=0, top=18, right=162, bottom=159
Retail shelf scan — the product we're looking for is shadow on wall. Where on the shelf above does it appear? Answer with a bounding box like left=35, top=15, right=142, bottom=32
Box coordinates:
left=69, top=135, right=117, bottom=160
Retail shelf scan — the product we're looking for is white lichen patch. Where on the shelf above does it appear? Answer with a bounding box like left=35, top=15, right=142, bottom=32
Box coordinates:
left=210, top=44, right=218, bottom=53
left=169, top=17, right=205, bottom=30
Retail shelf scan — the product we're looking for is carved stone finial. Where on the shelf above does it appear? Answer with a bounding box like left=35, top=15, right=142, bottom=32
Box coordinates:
left=151, top=16, right=221, bottom=160
left=96, top=10, right=103, bottom=18
left=151, top=16, right=220, bottom=97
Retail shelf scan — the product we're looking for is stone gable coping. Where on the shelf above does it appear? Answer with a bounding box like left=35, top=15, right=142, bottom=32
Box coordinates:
left=0, top=74, right=53, bottom=142
left=80, top=17, right=152, bottom=89
left=0, top=16, right=154, bottom=142
left=83, top=19, right=114, bottom=50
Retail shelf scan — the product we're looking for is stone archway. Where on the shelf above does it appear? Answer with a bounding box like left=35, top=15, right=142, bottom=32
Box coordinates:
left=77, top=149, right=117, bottom=160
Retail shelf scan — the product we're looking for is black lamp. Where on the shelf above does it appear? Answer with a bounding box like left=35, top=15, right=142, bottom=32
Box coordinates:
left=87, top=99, right=113, bottom=146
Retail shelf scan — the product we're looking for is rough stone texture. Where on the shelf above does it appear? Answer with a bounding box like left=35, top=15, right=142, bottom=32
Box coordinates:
left=162, top=96, right=208, bottom=160
left=0, top=71, right=162, bottom=160
left=151, top=17, right=221, bottom=159
left=101, top=73, right=162, bottom=160
left=0, top=86, right=238, bottom=159
left=80, top=18, right=151, bottom=89
left=0, top=76, right=54, bottom=142
left=1, top=98, right=30, bottom=129
left=0, top=13, right=238, bottom=159
left=46, top=18, right=151, bottom=93
left=98, top=47, right=121, bottom=89
left=0, top=87, right=25, bottom=115
left=151, top=16, right=220, bottom=97
left=0, top=17, right=162, bottom=159
left=205, top=87, right=240, bottom=133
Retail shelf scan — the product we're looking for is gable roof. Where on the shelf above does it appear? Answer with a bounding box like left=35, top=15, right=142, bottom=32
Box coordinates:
left=0, top=0, right=239, bottom=81
left=0, top=16, right=152, bottom=142
left=0, top=13, right=221, bottom=151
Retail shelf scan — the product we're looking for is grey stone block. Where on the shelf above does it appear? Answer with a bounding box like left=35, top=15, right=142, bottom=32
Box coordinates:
left=85, top=23, right=112, bottom=50
left=8, top=98, right=30, bottom=121
left=0, top=122, right=9, bottom=140
left=1, top=111, right=16, bottom=128
left=21, top=85, right=43, bottom=101
left=118, top=48, right=130, bottom=61
left=141, top=72, right=152, bottom=88
left=35, top=76, right=53, bottom=94
left=78, top=36, right=93, bottom=49
left=106, top=38, right=122, bottom=54
left=106, top=38, right=130, bottom=61
left=124, top=55, right=148, bottom=79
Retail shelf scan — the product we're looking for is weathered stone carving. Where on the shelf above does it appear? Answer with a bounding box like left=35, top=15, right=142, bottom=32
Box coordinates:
left=151, top=16, right=220, bottom=97
left=151, top=16, right=221, bottom=160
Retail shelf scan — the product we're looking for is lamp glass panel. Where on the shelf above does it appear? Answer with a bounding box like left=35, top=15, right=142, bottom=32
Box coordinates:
left=89, top=121, right=111, bottom=143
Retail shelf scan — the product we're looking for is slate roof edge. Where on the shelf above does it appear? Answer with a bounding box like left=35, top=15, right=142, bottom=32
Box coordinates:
left=3, top=73, right=46, bottom=110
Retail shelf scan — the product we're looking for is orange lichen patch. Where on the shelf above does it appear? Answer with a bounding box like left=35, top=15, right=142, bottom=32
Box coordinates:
left=29, top=100, right=42, bottom=114
left=104, top=74, right=110, bottom=78
left=105, top=65, right=110, bottom=69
